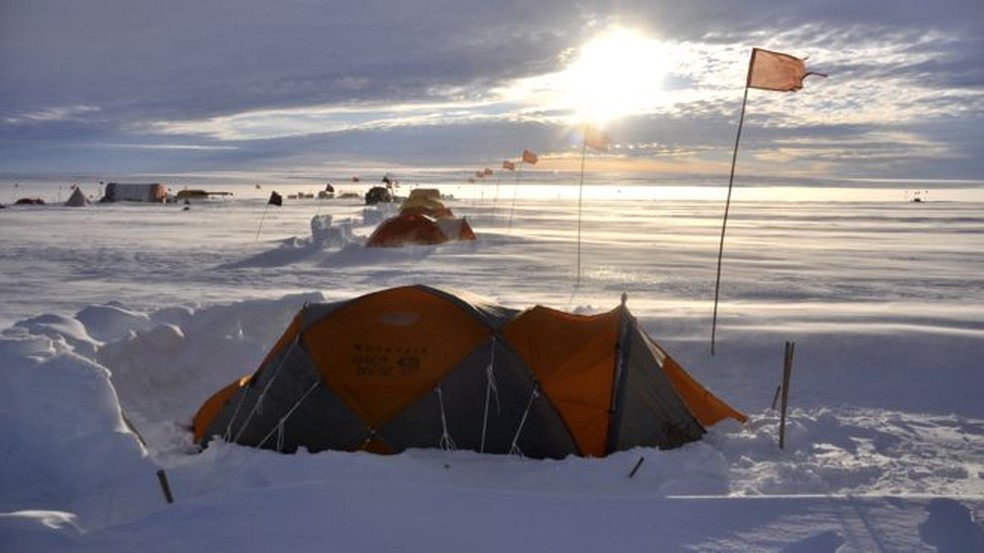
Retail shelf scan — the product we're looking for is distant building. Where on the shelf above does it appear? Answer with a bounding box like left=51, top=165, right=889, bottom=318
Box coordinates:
left=100, top=183, right=167, bottom=203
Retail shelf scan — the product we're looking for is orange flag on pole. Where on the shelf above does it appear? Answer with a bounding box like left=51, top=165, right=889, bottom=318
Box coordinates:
left=747, top=48, right=826, bottom=92
left=712, top=47, right=826, bottom=355
left=521, top=150, right=539, bottom=164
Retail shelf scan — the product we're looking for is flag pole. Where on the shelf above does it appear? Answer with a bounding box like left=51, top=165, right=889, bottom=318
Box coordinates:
left=484, top=173, right=495, bottom=225
left=490, top=172, right=501, bottom=226
left=711, top=83, right=751, bottom=355
left=507, top=162, right=523, bottom=234
left=255, top=191, right=281, bottom=242
left=254, top=204, right=270, bottom=242
left=576, top=135, right=588, bottom=287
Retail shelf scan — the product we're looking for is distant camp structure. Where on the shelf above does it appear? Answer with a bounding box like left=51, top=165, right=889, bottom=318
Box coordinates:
left=364, top=186, right=393, bottom=205
left=64, top=187, right=90, bottom=207
left=366, top=188, right=476, bottom=247
left=174, top=189, right=234, bottom=202
left=365, top=174, right=399, bottom=205
left=192, top=285, right=746, bottom=458
left=100, top=182, right=168, bottom=203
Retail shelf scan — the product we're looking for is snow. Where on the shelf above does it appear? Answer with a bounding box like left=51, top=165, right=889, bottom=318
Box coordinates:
left=1, top=178, right=983, bottom=552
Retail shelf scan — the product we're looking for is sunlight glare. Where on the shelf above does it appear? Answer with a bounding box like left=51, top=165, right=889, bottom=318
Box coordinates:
left=560, top=28, right=669, bottom=125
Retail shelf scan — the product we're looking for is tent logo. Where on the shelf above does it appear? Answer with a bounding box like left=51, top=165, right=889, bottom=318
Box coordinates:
left=396, top=356, right=421, bottom=373
left=352, top=343, right=427, bottom=376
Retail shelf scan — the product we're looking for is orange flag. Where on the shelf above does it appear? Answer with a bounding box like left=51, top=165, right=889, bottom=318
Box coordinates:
left=521, top=149, right=539, bottom=164
left=502, top=160, right=515, bottom=171
left=747, top=48, right=826, bottom=92
left=583, top=125, right=610, bottom=151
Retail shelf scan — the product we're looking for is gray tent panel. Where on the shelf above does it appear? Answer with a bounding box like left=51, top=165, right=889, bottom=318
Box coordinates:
left=204, top=339, right=367, bottom=453
left=378, top=336, right=579, bottom=458
left=611, top=321, right=705, bottom=451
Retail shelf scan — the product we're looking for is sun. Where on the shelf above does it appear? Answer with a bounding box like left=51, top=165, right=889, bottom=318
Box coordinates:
left=558, top=27, right=669, bottom=125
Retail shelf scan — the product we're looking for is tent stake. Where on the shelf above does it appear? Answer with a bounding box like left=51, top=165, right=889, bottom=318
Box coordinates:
left=156, top=469, right=174, bottom=504
left=778, top=341, right=796, bottom=450
left=628, top=456, right=645, bottom=478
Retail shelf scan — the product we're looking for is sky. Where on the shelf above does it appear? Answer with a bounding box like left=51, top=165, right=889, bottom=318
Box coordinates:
left=2, top=0, right=983, bottom=183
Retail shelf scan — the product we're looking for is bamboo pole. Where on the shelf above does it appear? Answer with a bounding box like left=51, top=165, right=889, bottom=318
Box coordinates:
left=506, top=163, right=524, bottom=233
left=778, top=341, right=796, bottom=449
left=710, top=84, right=751, bottom=355
left=156, top=469, right=175, bottom=504
left=575, top=137, right=588, bottom=287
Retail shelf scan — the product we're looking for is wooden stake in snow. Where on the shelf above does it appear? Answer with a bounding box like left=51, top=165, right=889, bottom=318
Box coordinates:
left=778, top=341, right=796, bottom=450
left=628, top=456, right=645, bottom=478
left=156, top=469, right=174, bottom=504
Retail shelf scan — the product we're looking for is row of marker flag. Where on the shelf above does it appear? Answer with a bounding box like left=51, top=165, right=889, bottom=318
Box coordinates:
left=473, top=130, right=611, bottom=180
left=464, top=47, right=826, bottom=355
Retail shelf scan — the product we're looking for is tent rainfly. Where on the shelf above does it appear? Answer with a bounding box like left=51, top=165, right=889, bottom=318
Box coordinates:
left=193, top=285, right=746, bottom=458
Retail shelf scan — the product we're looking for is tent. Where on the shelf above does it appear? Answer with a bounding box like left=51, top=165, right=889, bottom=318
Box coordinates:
left=64, top=187, right=90, bottom=207
left=366, top=189, right=476, bottom=247
left=193, top=285, right=745, bottom=458
left=366, top=212, right=476, bottom=247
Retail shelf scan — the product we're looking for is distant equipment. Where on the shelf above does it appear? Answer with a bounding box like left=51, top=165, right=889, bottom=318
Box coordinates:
left=100, top=183, right=168, bottom=203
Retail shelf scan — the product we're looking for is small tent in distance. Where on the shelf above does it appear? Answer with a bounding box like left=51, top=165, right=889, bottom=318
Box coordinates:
left=65, top=187, right=90, bottom=207
left=366, top=189, right=476, bottom=247
left=193, top=285, right=745, bottom=459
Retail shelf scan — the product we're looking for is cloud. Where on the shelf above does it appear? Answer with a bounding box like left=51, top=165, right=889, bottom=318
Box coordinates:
left=1, top=0, right=982, bottom=180
left=4, top=105, right=101, bottom=125
left=143, top=97, right=512, bottom=141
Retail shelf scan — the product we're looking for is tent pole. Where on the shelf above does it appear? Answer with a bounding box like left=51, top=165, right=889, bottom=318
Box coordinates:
left=576, top=137, right=587, bottom=287
left=710, top=84, right=750, bottom=355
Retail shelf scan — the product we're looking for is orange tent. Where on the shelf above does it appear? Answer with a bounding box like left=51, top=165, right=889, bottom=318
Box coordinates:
left=366, top=189, right=476, bottom=248
left=193, top=285, right=745, bottom=458
left=366, top=213, right=476, bottom=247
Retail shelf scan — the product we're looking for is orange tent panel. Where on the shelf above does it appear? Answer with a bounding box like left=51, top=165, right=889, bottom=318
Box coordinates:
left=366, top=213, right=449, bottom=247
left=503, top=306, right=621, bottom=457
left=302, top=287, right=490, bottom=428
left=192, top=374, right=254, bottom=442
left=659, top=350, right=749, bottom=426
